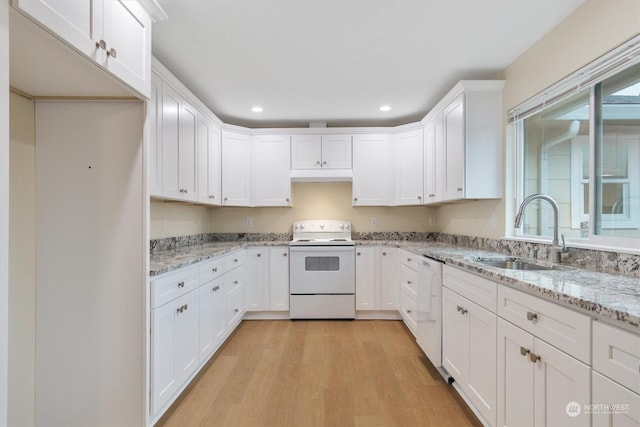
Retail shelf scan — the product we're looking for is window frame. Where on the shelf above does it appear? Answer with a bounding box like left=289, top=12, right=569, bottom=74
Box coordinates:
left=510, top=35, right=640, bottom=254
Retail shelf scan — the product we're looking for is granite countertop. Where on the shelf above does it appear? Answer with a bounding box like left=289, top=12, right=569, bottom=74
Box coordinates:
left=150, top=239, right=640, bottom=332
left=150, top=241, right=290, bottom=276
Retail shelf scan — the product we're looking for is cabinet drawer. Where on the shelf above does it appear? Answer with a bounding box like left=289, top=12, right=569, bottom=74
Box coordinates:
left=226, top=267, right=244, bottom=296
left=443, top=265, right=497, bottom=313
left=226, top=251, right=245, bottom=271
left=226, top=287, right=244, bottom=327
left=199, top=257, right=226, bottom=284
left=151, top=266, right=199, bottom=309
left=593, top=321, right=640, bottom=394
left=400, top=288, right=417, bottom=335
left=498, top=285, right=591, bottom=364
left=401, top=264, right=418, bottom=295
left=400, top=250, right=420, bottom=269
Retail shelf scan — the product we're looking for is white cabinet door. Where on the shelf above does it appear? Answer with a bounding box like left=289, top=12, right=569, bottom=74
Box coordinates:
left=352, top=134, right=391, bottom=206
left=178, top=101, right=197, bottom=200
left=291, top=135, right=322, bottom=169
left=534, top=338, right=591, bottom=427
left=442, top=288, right=469, bottom=382
left=197, top=116, right=221, bottom=205
left=355, top=247, right=376, bottom=310
left=160, top=83, right=197, bottom=201
left=198, top=277, right=225, bottom=360
left=148, top=72, right=163, bottom=196
left=497, top=318, right=536, bottom=427
left=174, top=290, right=200, bottom=386
left=161, top=83, right=181, bottom=199
left=100, top=0, right=151, bottom=97
left=443, top=94, right=465, bottom=200
left=244, top=248, right=268, bottom=311
left=12, top=0, right=98, bottom=59
left=394, top=129, right=424, bottom=205
left=321, top=134, right=352, bottom=169
left=592, top=371, right=640, bottom=427
left=221, top=131, right=251, bottom=206
left=378, top=247, right=398, bottom=310
left=423, top=115, right=444, bottom=204
left=269, top=247, right=290, bottom=311
left=151, top=300, right=178, bottom=415
left=443, top=287, right=497, bottom=425
left=253, top=135, right=291, bottom=206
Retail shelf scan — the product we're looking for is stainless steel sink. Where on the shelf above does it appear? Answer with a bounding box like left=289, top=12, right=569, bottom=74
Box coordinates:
left=473, top=257, right=556, bottom=271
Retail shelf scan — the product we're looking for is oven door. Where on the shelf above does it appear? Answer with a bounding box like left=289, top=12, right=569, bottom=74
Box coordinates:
left=289, top=246, right=355, bottom=294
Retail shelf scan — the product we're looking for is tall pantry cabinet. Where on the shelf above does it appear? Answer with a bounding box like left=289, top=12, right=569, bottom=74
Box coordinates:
left=7, top=1, right=167, bottom=426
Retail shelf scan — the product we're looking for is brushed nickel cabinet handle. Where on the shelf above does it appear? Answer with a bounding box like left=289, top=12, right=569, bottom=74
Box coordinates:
left=520, top=346, right=530, bottom=357
left=529, top=353, right=541, bottom=363
left=526, top=311, right=538, bottom=321
left=95, top=39, right=106, bottom=50
left=107, top=47, right=117, bottom=58
left=177, top=281, right=185, bottom=288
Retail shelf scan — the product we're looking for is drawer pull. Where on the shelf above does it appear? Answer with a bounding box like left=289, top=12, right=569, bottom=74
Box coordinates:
left=382, top=252, right=387, bottom=256
left=257, top=253, right=261, bottom=257
left=406, top=309, right=412, bottom=314
left=234, top=280, right=238, bottom=284
left=234, top=258, right=239, bottom=263
left=529, top=352, right=541, bottom=363
left=520, top=346, right=530, bottom=357
left=234, top=308, right=239, bottom=313
left=177, top=281, right=185, bottom=288
left=212, top=285, right=219, bottom=292
left=283, top=253, right=287, bottom=257
left=407, top=280, right=412, bottom=285
left=456, top=305, right=468, bottom=315
left=407, top=258, right=412, bottom=262
left=357, top=252, right=361, bottom=256
left=212, top=267, right=217, bottom=272
left=526, top=311, right=538, bottom=321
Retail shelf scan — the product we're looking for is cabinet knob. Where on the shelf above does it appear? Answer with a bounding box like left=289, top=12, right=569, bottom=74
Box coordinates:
left=107, top=47, right=117, bottom=58
left=257, top=253, right=261, bottom=257
left=406, top=309, right=412, bottom=314
left=95, top=39, right=106, bottom=50
left=526, top=311, right=538, bottom=321
left=382, top=252, right=387, bottom=256
left=234, top=308, right=239, bottom=313
left=283, top=253, right=287, bottom=257
left=456, top=305, right=467, bottom=315
left=234, top=280, right=238, bottom=284
left=418, top=195, right=422, bottom=200
left=323, top=161, right=327, bottom=165
left=353, top=197, right=358, bottom=202
left=429, top=194, right=435, bottom=198
left=286, top=198, right=290, bottom=202
left=212, top=267, right=217, bottom=272
left=177, top=281, right=185, bottom=288
left=529, top=353, right=541, bottom=363
left=316, top=160, right=321, bottom=165
left=457, top=187, right=463, bottom=192
left=224, top=197, right=228, bottom=201
left=519, top=346, right=530, bottom=357
left=407, top=280, right=412, bottom=284
left=209, top=195, right=215, bottom=199
left=357, top=252, right=361, bottom=256
left=407, top=258, right=412, bottom=262
left=234, top=258, right=238, bottom=263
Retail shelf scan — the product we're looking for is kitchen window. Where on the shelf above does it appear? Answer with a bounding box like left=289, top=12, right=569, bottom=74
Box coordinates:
left=511, top=38, right=640, bottom=251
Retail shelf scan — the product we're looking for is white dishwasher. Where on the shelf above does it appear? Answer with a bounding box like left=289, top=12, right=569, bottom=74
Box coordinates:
left=416, top=256, right=443, bottom=368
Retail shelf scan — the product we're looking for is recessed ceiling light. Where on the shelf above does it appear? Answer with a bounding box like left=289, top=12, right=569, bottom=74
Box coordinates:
left=251, top=106, right=263, bottom=113
left=379, top=105, right=392, bottom=112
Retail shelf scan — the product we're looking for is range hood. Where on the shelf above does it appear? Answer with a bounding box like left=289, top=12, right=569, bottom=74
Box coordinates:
left=290, top=169, right=353, bottom=182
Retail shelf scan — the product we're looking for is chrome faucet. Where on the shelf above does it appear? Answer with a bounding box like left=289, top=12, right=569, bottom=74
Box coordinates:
left=514, top=194, right=568, bottom=262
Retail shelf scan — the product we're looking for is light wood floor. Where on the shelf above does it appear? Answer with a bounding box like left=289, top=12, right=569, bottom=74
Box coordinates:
left=157, top=320, right=481, bottom=427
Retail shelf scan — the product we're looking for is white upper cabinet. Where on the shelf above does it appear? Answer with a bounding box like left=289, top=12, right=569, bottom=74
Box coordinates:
left=291, top=134, right=352, bottom=170
left=423, top=80, right=504, bottom=202
left=394, top=129, right=424, bottom=205
left=352, top=134, right=392, bottom=206
left=221, top=131, right=251, bottom=206
left=160, top=83, right=197, bottom=202
left=252, top=135, right=292, bottom=206
left=423, top=114, right=444, bottom=204
left=196, top=116, right=221, bottom=205
left=13, top=0, right=157, bottom=98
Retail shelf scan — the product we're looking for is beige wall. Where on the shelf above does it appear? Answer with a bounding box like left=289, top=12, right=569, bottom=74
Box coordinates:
left=151, top=183, right=436, bottom=238
left=436, top=0, right=640, bottom=239
left=9, top=92, right=35, bottom=427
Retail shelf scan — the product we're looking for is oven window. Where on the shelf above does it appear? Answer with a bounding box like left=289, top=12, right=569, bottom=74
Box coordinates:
left=305, top=256, right=340, bottom=271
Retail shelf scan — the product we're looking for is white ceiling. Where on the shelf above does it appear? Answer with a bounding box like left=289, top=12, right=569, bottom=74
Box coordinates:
left=152, top=0, right=587, bottom=128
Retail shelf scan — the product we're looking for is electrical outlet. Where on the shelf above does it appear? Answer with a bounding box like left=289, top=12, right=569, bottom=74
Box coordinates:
left=245, top=217, right=253, bottom=228
left=429, top=217, right=437, bottom=227
left=370, top=216, right=378, bottom=227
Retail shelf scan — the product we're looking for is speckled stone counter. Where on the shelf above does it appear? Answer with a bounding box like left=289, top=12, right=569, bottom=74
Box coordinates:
left=362, top=241, right=640, bottom=332
left=150, top=241, right=289, bottom=276
left=150, top=236, right=640, bottom=332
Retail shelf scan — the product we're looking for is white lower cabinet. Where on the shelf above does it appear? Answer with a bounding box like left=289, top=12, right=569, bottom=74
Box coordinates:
left=592, top=371, right=640, bottom=427
left=151, top=288, right=199, bottom=415
left=442, top=286, right=497, bottom=426
left=355, top=246, right=399, bottom=312
left=497, top=318, right=591, bottom=427
left=244, top=248, right=269, bottom=311
left=198, top=277, right=226, bottom=361
left=151, top=250, right=246, bottom=421
left=269, top=247, right=290, bottom=310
